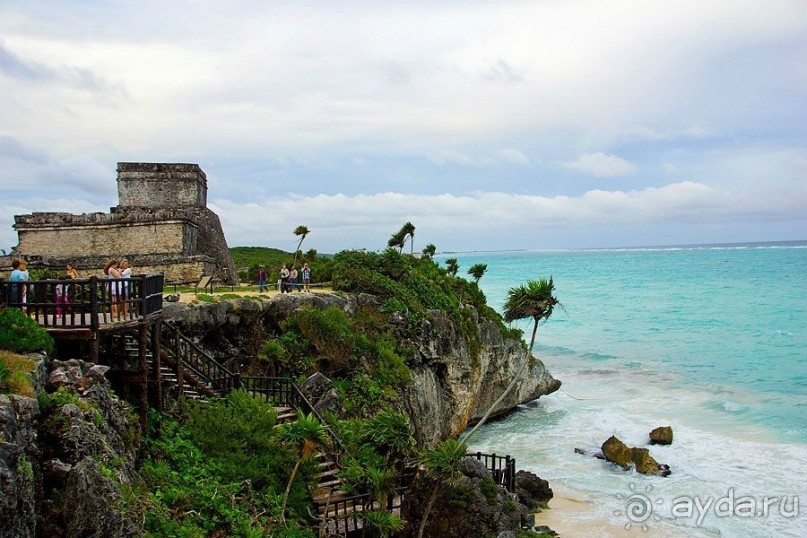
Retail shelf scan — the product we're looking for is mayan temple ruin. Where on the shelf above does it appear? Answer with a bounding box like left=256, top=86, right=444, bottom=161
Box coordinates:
left=1, top=162, right=239, bottom=284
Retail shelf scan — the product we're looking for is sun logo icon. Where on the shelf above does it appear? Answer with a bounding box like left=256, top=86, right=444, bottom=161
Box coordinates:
left=614, top=483, right=663, bottom=531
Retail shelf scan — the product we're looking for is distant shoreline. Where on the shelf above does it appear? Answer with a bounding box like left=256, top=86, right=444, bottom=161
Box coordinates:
left=438, top=238, right=807, bottom=256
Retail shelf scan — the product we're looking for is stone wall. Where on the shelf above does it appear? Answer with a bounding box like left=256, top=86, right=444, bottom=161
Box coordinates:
left=116, top=162, right=207, bottom=208
left=15, top=219, right=195, bottom=258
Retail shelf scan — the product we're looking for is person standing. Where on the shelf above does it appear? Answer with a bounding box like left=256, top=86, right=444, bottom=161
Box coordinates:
left=65, top=263, right=80, bottom=279
left=289, top=265, right=299, bottom=292
left=8, top=259, right=29, bottom=306
left=55, top=273, right=72, bottom=317
left=302, top=262, right=312, bottom=292
left=279, top=264, right=290, bottom=293
left=120, top=260, right=132, bottom=317
left=257, top=266, right=267, bottom=292
left=104, top=259, right=121, bottom=318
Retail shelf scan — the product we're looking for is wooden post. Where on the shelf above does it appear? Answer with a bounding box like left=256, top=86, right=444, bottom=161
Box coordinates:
left=89, top=276, right=99, bottom=332
left=138, top=325, right=149, bottom=434
left=151, top=320, right=163, bottom=412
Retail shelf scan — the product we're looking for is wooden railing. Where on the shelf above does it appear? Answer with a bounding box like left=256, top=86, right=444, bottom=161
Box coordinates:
left=236, top=376, right=345, bottom=452
left=319, top=472, right=416, bottom=535
left=0, top=274, right=164, bottom=329
left=160, top=321, right=237, bottom=394
left=471, top=451, right=516, bottom=493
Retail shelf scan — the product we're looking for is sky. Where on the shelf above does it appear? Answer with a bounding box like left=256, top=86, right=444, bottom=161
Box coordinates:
left=1, top=0, right=806, bottom=254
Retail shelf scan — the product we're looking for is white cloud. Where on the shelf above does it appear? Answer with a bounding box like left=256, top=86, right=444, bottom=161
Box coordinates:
left=560, top=152, right=636, bottom=178
left=497, top=148, right=531, bottom=167
left=663, top=163, right=680, bottom=175
left=208, top=180, right=807, bottom=252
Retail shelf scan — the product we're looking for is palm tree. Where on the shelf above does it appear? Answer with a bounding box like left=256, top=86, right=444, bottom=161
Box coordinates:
left=445, top=258, right=459, bottom=277
left=422, top=244, right=437, bottom=259
left=293, top=225, right=310, bottom=265
left=401, top=222, right=416, bottom=254
left=388, top=230, right=406, bottom=253
left=365, top=409, right=416, bottom=465
left=278, top=411, right=328, bottom=523
left=417, top=438, right=467, bottom=538
left=467, top=263, right=487, bottom=284
left=460, top=278, right=559, bottom=444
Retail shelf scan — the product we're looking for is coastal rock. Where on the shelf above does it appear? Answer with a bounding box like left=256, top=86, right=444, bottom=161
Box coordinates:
left=401, top=456, right=521, bottom=538
left=602, top=436, right=633, bottom=469
left=649, top=426, right=673, bottom=445
left=600, top=436, right=671, bottom=476
left=631, top=447, right=661, bottom=474
left=515, top=470, right=553, bottom=510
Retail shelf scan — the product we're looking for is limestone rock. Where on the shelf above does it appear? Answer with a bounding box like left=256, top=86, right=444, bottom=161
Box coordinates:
left=515, top=470, right=553, bottom=510
left=402, top=457, right=521, bottom=538
left=62, top=458, right=140, bottom=538
left=299, top=372, right=332, bottom=403
left=631, top=447, right=661, bottom=474
left=649, top=426, right=673, bottom=445
left=602, top=435, right=632, bottom=469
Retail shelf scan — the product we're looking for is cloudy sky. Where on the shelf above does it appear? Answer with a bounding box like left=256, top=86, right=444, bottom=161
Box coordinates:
left=1, top=0, right=805, bottom=254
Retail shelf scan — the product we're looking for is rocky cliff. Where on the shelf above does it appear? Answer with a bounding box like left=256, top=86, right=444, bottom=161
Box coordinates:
left=0, top=357, right=142, bottom=538
left=164, top=292, right=560, bottom=447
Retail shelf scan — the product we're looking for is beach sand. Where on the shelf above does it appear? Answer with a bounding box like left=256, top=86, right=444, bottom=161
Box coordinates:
left=535, top=487, right=686, bottom=538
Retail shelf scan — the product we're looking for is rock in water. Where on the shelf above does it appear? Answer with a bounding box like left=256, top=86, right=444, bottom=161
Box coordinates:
left=631, top=447, right=660, bottom=474
left=649, top=425, right=673, bottom=445
left=601, top=436, right=632, bottom=469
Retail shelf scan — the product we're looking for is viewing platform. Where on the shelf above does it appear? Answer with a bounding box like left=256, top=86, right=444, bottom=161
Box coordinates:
left=1, top=274, right=164, bottom=357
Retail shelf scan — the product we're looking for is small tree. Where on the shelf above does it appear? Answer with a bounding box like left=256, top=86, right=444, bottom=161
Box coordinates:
left=387, top=230, right=406, bottom=253
left=293, top=225, right=310, bottom=265
left=445, top=258, right=459, bottom=277
left=278, top=411, right=327, bottom=523
left=422, top=244, right=437, bottom=259
left=467, top=263, right=487, bottom=284
left=417, top=438, right=467, bottom=538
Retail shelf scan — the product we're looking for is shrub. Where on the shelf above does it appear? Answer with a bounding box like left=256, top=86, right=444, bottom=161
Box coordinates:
left=0, top=307, right=54, bottom=354
left=0, top=350, right=37, bottom=397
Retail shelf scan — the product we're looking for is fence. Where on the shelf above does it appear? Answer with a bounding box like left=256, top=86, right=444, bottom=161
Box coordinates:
left=0, top=274, right=164, bottom=329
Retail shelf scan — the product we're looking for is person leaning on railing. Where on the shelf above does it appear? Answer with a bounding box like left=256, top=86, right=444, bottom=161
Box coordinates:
left=9, top=259, right=30, bottom=308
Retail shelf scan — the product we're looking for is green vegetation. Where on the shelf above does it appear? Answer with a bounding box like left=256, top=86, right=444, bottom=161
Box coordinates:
left=0, top=350, right=37, bottom=397
left=141, top=391, right=315, bottom=537
left=0, top=307, right=54, bottom=354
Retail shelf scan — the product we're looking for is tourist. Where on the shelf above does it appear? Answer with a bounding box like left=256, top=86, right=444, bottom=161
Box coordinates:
left=66, top=263, right=80, bottom=279
left=120, top=260, right=132, bottom=317
left=279, top=264, right=290, bottom=293
left=8, top=259, right=29, bottom=306
left=289, top=265, right=299, bottom=292
left=257, top=265, right=267, bottom=292
left=302, top=262, right=312, bottom=292
left=104, top=259, right=121, bottom=318
left=55, top=273, right=71, bottom=317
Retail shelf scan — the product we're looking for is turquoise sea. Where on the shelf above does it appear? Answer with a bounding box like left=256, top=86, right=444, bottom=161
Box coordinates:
left=443, top=241, right=807, bottom=537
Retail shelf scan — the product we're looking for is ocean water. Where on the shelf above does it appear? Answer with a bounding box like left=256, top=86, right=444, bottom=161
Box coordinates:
left=442, top=241, right=807, bottom=537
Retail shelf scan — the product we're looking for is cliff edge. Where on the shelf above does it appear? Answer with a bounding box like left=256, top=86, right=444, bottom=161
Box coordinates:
left=164, top=292, right=560, bottom=447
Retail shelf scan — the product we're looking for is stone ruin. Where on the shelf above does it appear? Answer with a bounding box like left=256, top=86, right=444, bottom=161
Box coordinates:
left=1, top=162, right=239, bottom=284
